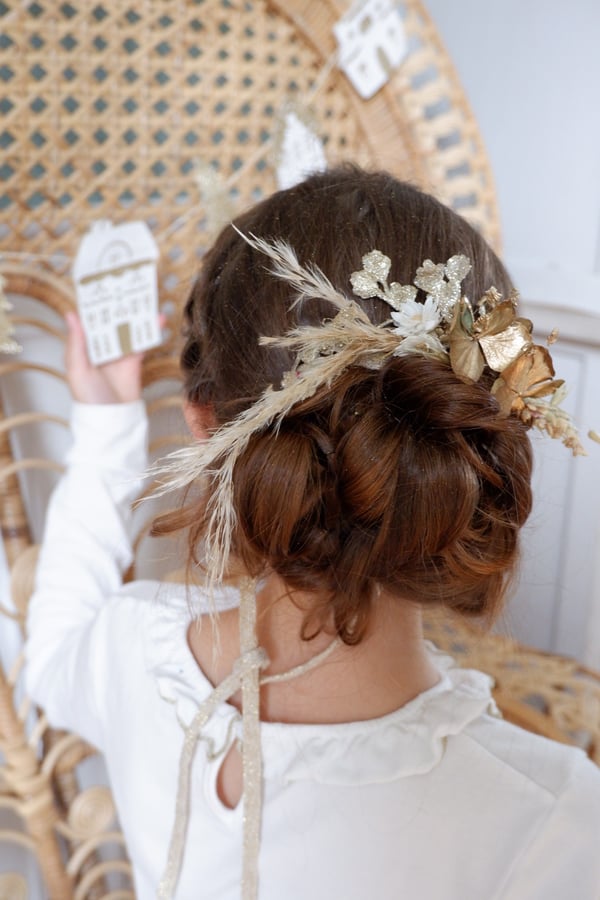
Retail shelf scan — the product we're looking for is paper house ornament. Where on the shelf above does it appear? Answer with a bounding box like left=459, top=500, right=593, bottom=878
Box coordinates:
left=275, top=110, right=327, bottom=191
left=334, top=0, right=408, bottom=100
left=73, top=220, right=161, bottom=365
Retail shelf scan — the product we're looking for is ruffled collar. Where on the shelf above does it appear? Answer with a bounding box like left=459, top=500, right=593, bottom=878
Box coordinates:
left=144, top=581, right=499, bottom=786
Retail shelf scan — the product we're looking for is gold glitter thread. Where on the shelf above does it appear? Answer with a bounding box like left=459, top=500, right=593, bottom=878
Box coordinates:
left=158, top=574, right=341, bottom=900
left=239, top=576, right=262, bottom=900
left=157, top=635, right=267, bottom=900
left=261, top=637, right=341, bottom=684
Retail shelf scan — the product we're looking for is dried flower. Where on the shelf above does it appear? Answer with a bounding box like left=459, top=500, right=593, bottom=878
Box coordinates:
left=391, top=295, right=441, bottom=337
left=0, top=275, right=21, bottom=355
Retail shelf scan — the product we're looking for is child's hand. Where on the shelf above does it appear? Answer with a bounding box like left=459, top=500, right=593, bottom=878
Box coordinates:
left=65, top=312, right=143, bottom=404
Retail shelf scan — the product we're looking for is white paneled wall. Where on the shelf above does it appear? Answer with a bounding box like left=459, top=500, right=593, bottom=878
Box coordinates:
left=426, top=0, right=600, bottom=310
left=426, top=0, right=600, bottom=665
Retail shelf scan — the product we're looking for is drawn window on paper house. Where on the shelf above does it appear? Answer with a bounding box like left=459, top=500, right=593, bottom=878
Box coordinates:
left=73, top=220, right=161, bottom=366
left=334, top=0, right=408, bottom=100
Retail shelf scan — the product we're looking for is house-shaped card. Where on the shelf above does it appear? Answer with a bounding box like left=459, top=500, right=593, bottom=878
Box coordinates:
left=73, top=220, right=161, bottom=365
left=333, top=0, right=408, bottom=100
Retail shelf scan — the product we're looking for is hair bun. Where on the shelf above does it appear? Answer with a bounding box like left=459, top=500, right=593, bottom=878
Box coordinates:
left=165, top=169, right=536, bottom=645
left=380, top=355, right=501, bottom=434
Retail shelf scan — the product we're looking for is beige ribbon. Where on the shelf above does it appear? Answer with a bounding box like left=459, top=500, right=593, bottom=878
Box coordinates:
left=158, top=576, right=341, bottom=899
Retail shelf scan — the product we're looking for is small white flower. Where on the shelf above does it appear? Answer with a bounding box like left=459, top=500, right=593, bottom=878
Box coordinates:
left=392, top=331, right=446, bottom=358
left=390, top=296, right=441, bottom=337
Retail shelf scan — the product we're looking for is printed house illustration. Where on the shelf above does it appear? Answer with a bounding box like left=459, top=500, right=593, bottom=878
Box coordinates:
left=73, top=220, right=161, bottom=365
left=334, top=0, right=408, bottom=100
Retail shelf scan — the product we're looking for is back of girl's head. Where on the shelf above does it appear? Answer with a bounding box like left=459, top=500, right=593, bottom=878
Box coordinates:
left=178, top=166, right=533, bottom=643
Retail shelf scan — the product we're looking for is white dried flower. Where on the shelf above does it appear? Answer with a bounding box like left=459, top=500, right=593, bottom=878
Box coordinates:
left=391, top=295, right=441, bottom=337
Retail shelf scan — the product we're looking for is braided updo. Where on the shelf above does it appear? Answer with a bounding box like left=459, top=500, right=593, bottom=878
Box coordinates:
left=165, top=166, right=533, bottom=643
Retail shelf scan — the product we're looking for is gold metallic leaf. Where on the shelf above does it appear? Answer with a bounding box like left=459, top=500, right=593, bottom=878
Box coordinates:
left=450, top=334, right=485, bottom=382
left=490, top=376, right=514, bottom=417
left=476, top=286, right=502, bottom=312
left=474, top=300, right=517, bottom=337
left=491, top=345, right=563, bottom=416
left=448, top=312, right=483, bottom=382
left=516, top=316, right=533, bottom=333
left=478, top=321, right=532, bottom=371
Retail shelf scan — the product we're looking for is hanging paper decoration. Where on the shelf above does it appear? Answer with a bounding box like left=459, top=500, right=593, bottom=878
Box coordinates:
left=274, top=106, right=327, bottom=190
left=73, top=221, right=161, bottom=365
left=334, top=0, right=408, bottom=99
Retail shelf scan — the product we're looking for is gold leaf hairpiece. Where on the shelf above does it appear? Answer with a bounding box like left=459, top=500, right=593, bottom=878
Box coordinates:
left=348, top=250, right=583, bottom=456
left=350, top=249, right=582, bottom=454
left=151, top=235, right=584, bottom=587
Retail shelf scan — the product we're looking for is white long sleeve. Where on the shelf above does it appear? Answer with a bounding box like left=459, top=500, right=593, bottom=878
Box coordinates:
left=25, top=400, right=148, bottom=749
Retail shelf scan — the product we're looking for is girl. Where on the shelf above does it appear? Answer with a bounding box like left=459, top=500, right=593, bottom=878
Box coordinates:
left=26, top=167, right=600, bottom=899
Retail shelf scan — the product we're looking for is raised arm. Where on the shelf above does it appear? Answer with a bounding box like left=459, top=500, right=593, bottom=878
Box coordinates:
left=25, top=314, right=149, bottom=748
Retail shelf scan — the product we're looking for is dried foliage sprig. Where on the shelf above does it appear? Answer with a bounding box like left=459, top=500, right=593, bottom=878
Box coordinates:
left=0, top=275, right=21, bottom=354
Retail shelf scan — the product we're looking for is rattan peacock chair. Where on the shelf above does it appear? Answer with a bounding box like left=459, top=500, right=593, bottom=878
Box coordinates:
left=0, top=1, right=598, bottom=897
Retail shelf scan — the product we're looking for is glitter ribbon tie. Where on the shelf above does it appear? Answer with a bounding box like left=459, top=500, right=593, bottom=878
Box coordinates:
left=158, top=576, right=341, bottom=900
left=158, top=577, right=267, bottom=900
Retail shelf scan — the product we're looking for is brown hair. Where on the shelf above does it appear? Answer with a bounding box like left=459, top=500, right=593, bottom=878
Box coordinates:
left=157, top=166, right=533, bottom=643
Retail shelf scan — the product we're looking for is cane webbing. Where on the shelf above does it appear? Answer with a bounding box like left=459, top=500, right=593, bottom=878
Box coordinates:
left=2, top=3, right=578, bottom=898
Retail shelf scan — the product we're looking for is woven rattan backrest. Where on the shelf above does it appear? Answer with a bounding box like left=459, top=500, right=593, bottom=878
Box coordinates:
left=423, top=614, right=600, bottom=765
left=0, top=1, right=505, bottom=896
left=0, top=0, right=500, bottom=298
left=0, top=289, right=183, bottom=898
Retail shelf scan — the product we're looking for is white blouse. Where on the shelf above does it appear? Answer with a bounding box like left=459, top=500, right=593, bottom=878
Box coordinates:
left=25, top=402, right=600, bottom=900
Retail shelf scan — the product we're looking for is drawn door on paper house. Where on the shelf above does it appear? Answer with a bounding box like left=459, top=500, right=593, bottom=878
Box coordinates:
left=117, top=320, right=133, bottom=356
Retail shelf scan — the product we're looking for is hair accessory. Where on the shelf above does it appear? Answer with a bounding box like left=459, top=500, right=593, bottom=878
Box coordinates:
left=349, top=249, right=583, bottom=457
left=153, top=232, right=583, bottom=585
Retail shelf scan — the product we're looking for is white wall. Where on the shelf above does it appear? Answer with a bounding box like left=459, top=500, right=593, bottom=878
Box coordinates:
left=426, top=0, right=600, bottom=664
left=426, top=0, right=600, bottom=307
